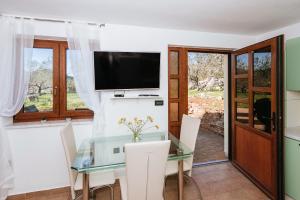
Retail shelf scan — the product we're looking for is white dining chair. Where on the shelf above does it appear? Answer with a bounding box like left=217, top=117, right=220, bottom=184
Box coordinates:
left=60, top=123, right=115, bottom=200
left=119, top=140, right=171, bottom=200
left=165, top=114, right=201, bottom=177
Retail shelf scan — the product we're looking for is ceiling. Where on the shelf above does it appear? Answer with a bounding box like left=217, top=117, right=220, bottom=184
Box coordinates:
left=1, top=0, right=300, bottom=35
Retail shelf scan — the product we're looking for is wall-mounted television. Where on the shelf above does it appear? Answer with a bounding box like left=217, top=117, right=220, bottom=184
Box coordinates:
left=94, top=51, right=160, bottom=90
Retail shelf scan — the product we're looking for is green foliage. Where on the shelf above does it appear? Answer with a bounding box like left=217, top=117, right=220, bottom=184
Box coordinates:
left=236, top=54, right=248, bottom=74
left=188, top=89, right=223, bottom=98
left=24, top=94, right=53, bottom=112
left=188, top=89, right=200, bottom=97
left=67, top=93, right=87, bottom=110
left=236, top=92, right=248, bottom=99
left=188, top=53, right=225, bottom=89
left=253, top=53, right=271, bottom=87
left=24, top=93, right=86, bottom=112
left=26, top=52, right=86, bottom=112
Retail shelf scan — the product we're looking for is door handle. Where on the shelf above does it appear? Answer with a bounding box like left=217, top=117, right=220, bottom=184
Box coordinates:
left=271, top=112, right=276, bottom=131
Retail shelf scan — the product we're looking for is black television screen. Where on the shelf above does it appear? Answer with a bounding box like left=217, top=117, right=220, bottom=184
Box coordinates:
left=94, top=51, right=160, bottom=90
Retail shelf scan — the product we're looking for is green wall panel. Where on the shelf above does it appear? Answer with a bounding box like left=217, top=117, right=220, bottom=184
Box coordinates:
left=287, top=37, right=300, bottom=91
left=285, top=137, right=300, bottom=200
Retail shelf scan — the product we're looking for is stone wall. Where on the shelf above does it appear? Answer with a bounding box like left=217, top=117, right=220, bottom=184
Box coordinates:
left=200, top=112, right=224, bottom=135
left=189, top=96, right=224, bottom=135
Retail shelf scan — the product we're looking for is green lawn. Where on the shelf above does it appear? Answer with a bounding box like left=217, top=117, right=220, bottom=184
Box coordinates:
left=67, top=93, right=87, bottom=110
left=188, top=89, right=224, bottom=98
left=24, top=93, right=53, bottom=112
left=24, top=93, right=87, bottom=112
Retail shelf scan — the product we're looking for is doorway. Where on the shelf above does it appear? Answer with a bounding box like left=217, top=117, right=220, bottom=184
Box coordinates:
left=168, top=47, right=231, bottom=164
left=187, top=51, right=229, bottom=164
left=168, top=36, right=284, bottom=199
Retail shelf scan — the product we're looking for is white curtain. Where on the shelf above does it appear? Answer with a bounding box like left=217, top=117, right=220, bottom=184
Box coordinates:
left=0, top=16, right=35, bottom=200
left=65, top=22, right=105, bottom=136
left=0, top=118, right=13, bottom=200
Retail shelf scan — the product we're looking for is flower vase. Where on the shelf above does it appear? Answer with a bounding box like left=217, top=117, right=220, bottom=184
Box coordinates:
left=132, top=132, right=141, bottom=142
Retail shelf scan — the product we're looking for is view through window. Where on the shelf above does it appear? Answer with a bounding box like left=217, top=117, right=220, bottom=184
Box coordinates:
left=24, top=48, right=54, bottom=112
left=15, top=40, right=93, bottom=122
left=66, top=50, right=88, bottom=111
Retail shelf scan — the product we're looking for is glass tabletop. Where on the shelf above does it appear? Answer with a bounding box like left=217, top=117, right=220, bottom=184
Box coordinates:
left=72, top=132, right=193, bottom=173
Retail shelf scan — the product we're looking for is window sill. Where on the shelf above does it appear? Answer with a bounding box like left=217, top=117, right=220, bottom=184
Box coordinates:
left=5, top=118, right=93, bottom=130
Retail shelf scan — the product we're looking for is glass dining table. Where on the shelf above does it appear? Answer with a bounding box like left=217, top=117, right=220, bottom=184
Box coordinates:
left=72, top=132, right=193, bottom=200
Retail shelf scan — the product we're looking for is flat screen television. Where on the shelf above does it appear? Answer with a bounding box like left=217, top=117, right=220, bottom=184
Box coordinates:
left=94, top=51, right=160, bottom=90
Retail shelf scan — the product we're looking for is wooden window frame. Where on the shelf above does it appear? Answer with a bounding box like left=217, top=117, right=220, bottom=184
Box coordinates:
left=59, top=42, right=93, bottom=119
left=14, top=39, right=93, bottom=122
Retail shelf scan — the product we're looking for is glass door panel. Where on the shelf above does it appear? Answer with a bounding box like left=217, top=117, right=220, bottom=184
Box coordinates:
left=253, top=46, right=272, bottom=87
left=170, top=102, right=179, bottom=122
left=168, top=47, right=187, bottom=138
left=236, top=102, right=249, bottom=124
left=235, top=54, right=250, bottom=124
left=253, top=92, right=272, bottom=133
left=170, top=79, right=179, bottom=98
left=236, top=54, right=248, bottom=74
left=236, top=78, right=249, bottom=99
left=170, top=51, right=179, bottom=75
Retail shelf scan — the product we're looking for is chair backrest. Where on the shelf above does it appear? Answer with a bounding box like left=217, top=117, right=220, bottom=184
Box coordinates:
left=125, top=140, right=171, bottom=200
left=60, top=123, right=78, bottom=199
left=180, top=114, right=201, bottom=170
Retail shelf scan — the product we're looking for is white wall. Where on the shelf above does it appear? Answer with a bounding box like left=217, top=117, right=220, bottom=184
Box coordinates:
left=97, top=23, right=255, bottom=136
left=6, top=121, right=93, bottom=195
left=256, top=22, right=300, bottom=128
left=6, top=21, right=256, bottom=195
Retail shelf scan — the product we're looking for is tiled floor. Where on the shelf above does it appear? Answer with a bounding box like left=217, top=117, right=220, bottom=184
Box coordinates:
left=192, top=162, right=270, bottom=200
left=8, top=162, right=269, bottom=200
left=88, top=174, right=202, bottom=200
left=193, top=128, right=226, bottom=163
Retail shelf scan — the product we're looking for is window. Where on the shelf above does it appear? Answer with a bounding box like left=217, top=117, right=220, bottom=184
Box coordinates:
left=14, top=40, right=93, bottom=122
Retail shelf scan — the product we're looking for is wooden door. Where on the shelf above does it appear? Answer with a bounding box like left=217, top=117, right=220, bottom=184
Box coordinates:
left=168, top=47, right=188, bottom=138
left=231, top=36, right=284, bottom=199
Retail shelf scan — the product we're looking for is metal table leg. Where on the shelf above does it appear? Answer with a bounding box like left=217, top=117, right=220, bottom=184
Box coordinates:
left=178, top=160, right=184, bottom=200
left=83, top=173, right=90, bottom=200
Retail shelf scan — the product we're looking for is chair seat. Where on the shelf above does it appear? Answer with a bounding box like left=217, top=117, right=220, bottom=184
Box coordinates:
left=74, top=171, right=115, bottom=191
left=119, top=176, right=164, bottom=200
left=165, top=160, right=191, bottom=176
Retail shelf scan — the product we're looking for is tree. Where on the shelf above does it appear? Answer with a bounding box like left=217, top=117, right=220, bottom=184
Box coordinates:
left=188, top=53, right=225, bottom=90
left=253, top=53, right=271, bottom=86
left=29, top=69, right=52, bottom=96
left=236, top=54, right=248, bottom=74
left=28, top=56, right=53, bottom=96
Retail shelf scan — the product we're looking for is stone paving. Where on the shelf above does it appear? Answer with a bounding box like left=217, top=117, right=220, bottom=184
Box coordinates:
left=193, top=128, right=227, bottom=164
